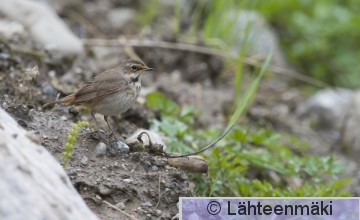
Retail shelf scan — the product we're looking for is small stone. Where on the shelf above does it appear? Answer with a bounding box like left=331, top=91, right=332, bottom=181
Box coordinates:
left=141, top=201, right=152, bottom=207
left=155, top=209, right=162, bottom=216
left=123, top=178, right=133, bottom=183
left=117, top=140, right=130, bottom=154
left=94, top=142, right=107, bottom=157
left=60, top=116, right=67, bottom=121
left=151, top=157, right=167, bottom=166
left=98, top=185, right=113, bottom=195
left=151, top=165, right=158, bottom=172
left=80, top=156, right=88, bottom=165
left=41, top=82, right=57, bottom=97
left=115, top=202, right=126, bottom=210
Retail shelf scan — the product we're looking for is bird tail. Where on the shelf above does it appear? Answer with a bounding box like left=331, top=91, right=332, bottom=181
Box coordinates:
left=43, top=94, right=76, bottom=108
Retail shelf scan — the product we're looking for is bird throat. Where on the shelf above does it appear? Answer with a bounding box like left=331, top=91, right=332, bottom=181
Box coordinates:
left=130, top=74, right=141, bottom=83
left=130, top=74, right=142, bottom=94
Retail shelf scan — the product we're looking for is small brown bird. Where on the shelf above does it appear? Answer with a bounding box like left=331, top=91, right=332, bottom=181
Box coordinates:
left=44, top=59, right=154, bottom=136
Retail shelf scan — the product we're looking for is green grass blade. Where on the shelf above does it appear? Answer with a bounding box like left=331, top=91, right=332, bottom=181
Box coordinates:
left=233, top=22, right=252, bottom=103
left=227, top=53, right=272, bottom=129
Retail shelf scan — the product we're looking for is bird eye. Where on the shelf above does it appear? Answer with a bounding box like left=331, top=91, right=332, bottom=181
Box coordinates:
left=131, top=65, right=137, bottom=71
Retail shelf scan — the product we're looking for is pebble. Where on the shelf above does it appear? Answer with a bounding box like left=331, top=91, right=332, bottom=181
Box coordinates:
left=123, top=179, right=133, bottom=183
left=116, top=140, right=130, bottom=154
left=94, top=142, right=107, bottom=157
left=155, top=209, right=162, bottom=216
left=151, top=165, right=159, bottom=172
left=41, top=82, right=57, bottom=97
left=151, top=158, right=167, bottom=166
left=80, top=156, right=88, bottom=165
left=115, top=202, right=126, bottom=210
left=141, top=201, right=152, bottom=207
left=95, top=195, right=102, bottom=201
left=98, top=185, right=113, bottom=195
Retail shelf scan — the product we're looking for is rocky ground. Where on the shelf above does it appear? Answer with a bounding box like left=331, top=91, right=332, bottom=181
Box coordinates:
left=1, top=0, right=360, bottom=219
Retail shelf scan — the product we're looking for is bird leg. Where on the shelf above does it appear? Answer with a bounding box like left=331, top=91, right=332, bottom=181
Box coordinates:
left=104, top=115, right=117, bottom=139
left=90, top=111, right=99, bottom=131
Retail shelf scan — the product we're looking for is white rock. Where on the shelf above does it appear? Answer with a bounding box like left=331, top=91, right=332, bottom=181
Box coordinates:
left=151, top=165, right=159, bottom=172
left=80, top=156, right=89, bottom=166
left=343, top=91, right=360, bottom=153
left=0, top=108, right=98, bottom=219
left=297, top=89, right=360, bottom=156
left=107, top=8, right=135, bottom=31
left=126, top=129, right=167, bottom=151
left=0, top=0, right=84, bottom=56
left=98, top=185, right=113, bottom=196
left=297, top=88, right=353, bottom=129
left=231, top=10, right=286, bottom=66
left=116, top=140, right=130, bottom=154
left=115, top=202, right=126, bottom=210
left=141, top=201, right=152, bottom=207
left=123, top=179, right=133, bottom=183
left=0, top=20, right=25, bottom=40
left=94, top=142, right=107, bottom=157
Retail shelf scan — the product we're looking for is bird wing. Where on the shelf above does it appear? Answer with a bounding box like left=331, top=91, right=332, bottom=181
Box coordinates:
left=70, top=69, right=129, bottom=104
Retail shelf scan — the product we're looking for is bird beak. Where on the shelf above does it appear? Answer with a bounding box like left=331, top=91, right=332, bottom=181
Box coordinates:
left=144, top=67, right=155, bottom=72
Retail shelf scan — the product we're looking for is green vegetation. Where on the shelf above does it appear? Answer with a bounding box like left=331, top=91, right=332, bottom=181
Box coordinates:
left=146, top=91, right=350, bottom=197
left=136, top=0, right=160, bottom=29
left=146, top=56, right=350, bottom=196
left=253, top=0, right=360, bottom=87
left=138, top=0, right=360, bottom=87
left=194, top=126, right=349, bottom=196
left=193, top=0, right=247, bottom=49
left=139, top=0, right=352, bottom=196
left=190, top=0, right=360, bottom=87
left=63, top=121, right=89, bottom=167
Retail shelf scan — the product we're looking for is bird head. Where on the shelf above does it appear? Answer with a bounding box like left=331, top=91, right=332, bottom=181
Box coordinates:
left=123, top=59, right=154, bottom=82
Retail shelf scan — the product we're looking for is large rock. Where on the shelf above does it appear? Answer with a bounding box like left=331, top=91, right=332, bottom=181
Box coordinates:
left=0, top=20, right=26, bottom=42
left=0, top=0, right=84, bottom=56
left=0, top=108, right=98, bottom=220
left=297, top=89, right=360, bottom=156
left=232, top=10, right=287, bottom=67
left=297, top=89, right=354, bottom=130
left=107, top=8, right=136, bottom=32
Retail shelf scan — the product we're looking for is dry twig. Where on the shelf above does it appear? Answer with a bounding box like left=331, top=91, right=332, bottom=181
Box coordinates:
left=83, top=38, right=329, bottom=88
left=155, top=173, right=161, bottom=209
left=103, top=200, right=139, bottom=220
